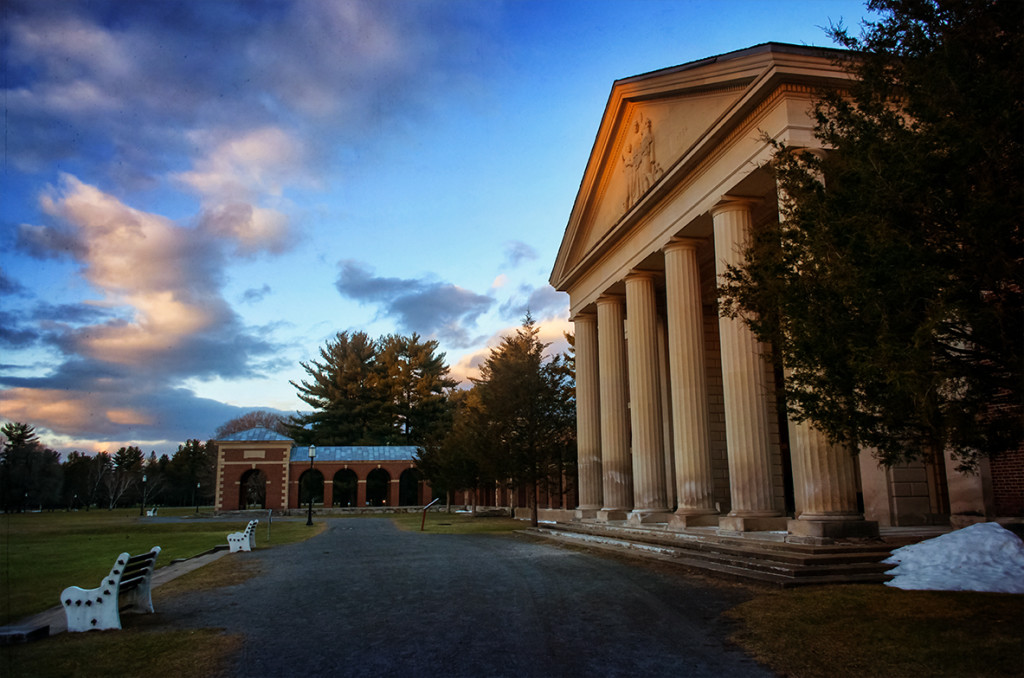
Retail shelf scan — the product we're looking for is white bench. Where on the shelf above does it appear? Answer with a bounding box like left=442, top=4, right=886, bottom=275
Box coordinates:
left=227, top=519, right=258, bottom=552
left=61, top=546, right=161, bottom=632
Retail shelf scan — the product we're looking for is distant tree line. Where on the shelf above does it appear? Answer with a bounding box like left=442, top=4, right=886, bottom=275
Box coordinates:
left=3, top=323, right=579, bottom=515
left=1, top=422, right=217, bottom=512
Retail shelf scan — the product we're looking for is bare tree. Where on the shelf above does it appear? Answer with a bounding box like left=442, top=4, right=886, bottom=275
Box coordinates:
left=214, top=411, right=289, bottom=439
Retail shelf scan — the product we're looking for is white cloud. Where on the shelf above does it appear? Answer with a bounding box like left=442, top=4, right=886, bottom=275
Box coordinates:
left=177, top=127, right=309, bottom=203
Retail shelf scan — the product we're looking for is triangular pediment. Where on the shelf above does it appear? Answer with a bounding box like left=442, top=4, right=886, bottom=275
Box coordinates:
left=570, top=88, right=745, bottom=264
left=550, top=43, right=853, bottom=294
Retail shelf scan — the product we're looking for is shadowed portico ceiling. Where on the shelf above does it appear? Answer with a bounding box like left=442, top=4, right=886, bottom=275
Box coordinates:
left=549, top=43, right=854, bottom=295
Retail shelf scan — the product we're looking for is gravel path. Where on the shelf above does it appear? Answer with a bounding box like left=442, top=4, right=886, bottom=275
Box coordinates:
left=155, top=518, right=773, bottom=677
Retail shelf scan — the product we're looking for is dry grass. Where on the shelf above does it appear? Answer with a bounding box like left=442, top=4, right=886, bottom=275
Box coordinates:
left=390, top=511, right=526, bottom=534
left=1, top=628, right=243, bottom=678
left=154, top=556, right=262, bottom=599
left=726, top=584, right=1024, bottom=677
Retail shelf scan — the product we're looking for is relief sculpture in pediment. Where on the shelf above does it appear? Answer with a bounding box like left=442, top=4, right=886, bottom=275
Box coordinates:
left=621, top=112, right=664, bottom=212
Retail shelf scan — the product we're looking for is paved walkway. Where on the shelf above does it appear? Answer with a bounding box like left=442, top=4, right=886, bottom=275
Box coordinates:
left=147, top=518, right=771, bottom=677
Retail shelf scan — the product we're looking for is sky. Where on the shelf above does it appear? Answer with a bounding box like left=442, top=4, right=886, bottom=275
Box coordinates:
left=1, top=0, right=876, bottom=457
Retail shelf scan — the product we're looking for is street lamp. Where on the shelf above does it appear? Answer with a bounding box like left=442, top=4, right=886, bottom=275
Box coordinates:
left=306, top=445, right=316, bottom=526
left=195, top=481, right=201, bottom=514
left=140, top=474, right=147, bottom=516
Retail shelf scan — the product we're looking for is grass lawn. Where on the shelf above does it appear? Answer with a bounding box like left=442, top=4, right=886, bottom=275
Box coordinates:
left=390, top=510, right=526, bottom=534
left=1, top=628, right=243, bottom=678
left=726, top=584, right=1024, bottom=677
left=0, top=509, right=319, bottom=624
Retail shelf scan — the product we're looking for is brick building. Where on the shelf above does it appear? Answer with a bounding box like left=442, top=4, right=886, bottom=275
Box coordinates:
left=214, top=428, right=429, bottom=511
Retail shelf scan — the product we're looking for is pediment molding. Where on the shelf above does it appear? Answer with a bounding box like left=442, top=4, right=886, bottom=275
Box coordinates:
left=550, top=44, right=854, bottom=294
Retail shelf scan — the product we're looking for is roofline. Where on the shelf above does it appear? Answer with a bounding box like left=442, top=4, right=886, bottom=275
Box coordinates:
left=616, top=42, right=855, bottom=85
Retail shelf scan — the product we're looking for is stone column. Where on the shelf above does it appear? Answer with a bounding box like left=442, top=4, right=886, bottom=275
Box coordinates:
left=573, top=312, right=602, bottom=518
left=657, top=315, right=676, bottom=510
left=596, top=295, right=633, bottom=520
left=775, top=159, right=878, bottom=540
left=664, top=238, right=718, bottom=528
left=712, top=199, right=783, bottom=531
left=625, top=272, right=671, bottom=524
left=788, top=418, right=877, bottom=539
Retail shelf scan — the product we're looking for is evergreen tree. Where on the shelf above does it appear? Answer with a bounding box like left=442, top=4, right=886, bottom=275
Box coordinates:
left=290, top=331, right=456, bottom=446
left=61, top=451, right=93, bottom=510
left=469, top=315, right=577, bottom=525
left=1, top=422, right=62, bottom=511
left=378, top=333, right=457, bottom=444
left=719, top=0, right=1023, bottom=469
left=290, top=331, right=386, bottom=445
left=166, top=439, right=217, bottom=505
left=416, top=389, right=489, bottom=507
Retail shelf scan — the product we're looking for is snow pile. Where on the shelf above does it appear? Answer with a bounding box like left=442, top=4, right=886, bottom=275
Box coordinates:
left=883, top=522, right=1024, bottom=593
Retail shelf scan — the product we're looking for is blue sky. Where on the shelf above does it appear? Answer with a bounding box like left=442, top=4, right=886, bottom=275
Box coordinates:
left=1, top=0, right=874, bottom=456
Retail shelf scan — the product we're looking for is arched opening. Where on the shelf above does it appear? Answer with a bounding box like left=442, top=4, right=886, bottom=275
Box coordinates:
left=239, top=469, right=268, bottom=510
left=333, top=469, right=358, bottom=507
left=365, top=468, right=391, bottom=506
left=399, top=468, right=422, bottom=506
left=299, top=469, right=324, bottom=507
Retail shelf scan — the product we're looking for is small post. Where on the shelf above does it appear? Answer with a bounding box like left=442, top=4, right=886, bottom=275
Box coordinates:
left=421, top=497, right=441, bottom=531
left=306, top=445, right=316, bottom=526
left=140, top=474, right=147, bottom=517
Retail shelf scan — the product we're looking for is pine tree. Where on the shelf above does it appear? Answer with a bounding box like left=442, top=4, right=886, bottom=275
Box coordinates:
left=470, top=315, right=577, bottom=525
left=291, top=331, right=456, bottom=446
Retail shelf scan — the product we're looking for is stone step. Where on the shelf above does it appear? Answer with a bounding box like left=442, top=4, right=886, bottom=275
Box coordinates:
left=529, top=526, right=894, bottom=587
left=544, top=523, right=892, bottom=563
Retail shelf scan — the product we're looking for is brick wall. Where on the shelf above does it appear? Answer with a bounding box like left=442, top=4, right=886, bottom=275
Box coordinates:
left=991, top=445, right=1024, bottom=516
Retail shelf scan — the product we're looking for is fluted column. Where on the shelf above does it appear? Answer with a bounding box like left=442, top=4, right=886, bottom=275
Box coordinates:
left=776, top=160, right=878, bottom=540
left=596, top=295, right=632, bottom=520
left=625, top=272, right=670, bottom=523
left=712, top=199, right=782, bottom=531
left=790, top=420, right=859, bottom=515
left=573, top=312, right=602, bottom=516
left=664, top=238, right=718, bottom=528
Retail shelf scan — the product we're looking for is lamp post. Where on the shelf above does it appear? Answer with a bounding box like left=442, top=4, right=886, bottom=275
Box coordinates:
left=306, top=445, right=316, bottom=526
left=140, top=474, right=147, bottom=516
left=195, top=481, right=201, bottom=514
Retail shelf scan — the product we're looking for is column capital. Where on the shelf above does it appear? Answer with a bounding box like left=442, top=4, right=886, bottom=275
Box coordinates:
left=570, top=310, right=597, bottom=323
left=710, top=195, right=759, bottom=218
left=664, top=237, right=704, bottom=254
left=624, top=270, right=659, bottom=283
left=596, top=293, right=625, bottom=307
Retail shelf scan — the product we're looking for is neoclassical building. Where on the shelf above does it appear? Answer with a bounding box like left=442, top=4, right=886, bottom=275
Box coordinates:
left=214, top=428, right=429, bottom=511
left=549, top=43, right=1020, bottom=539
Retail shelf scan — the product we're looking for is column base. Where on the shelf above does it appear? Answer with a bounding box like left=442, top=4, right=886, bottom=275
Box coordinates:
left=627, top=509, right=673, bottom=526
left=574, top=508, right=599, bottom=521
left=718, top=514, right=788, bottom=533
left=786, top=517, right=879, bottom=542
left=667, top=510, right=720, bottom=530
left=598, top=509, right=629, bottom=522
